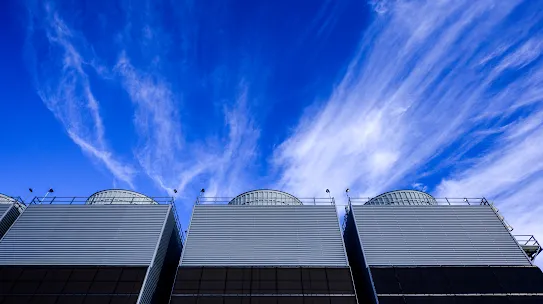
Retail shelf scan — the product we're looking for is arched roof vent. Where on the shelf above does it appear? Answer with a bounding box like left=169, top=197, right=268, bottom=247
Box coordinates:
left=0, top=194, right=18, bottom=204
left=228, top=189, right=303, bottom=206
left=366, top=190, right=437, bottom=205
left=86, top=189, right=157, bottom=205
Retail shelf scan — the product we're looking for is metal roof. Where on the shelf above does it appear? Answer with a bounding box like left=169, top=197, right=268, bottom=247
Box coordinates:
left=0, top=204, right=171, bottom=266
left=351, top=205, right=531, bottom=266
left=181, top=204, right=348, bottom=266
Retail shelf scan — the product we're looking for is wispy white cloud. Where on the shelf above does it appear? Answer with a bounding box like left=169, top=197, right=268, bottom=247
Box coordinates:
left=436, top=108, right=543, bottom=266
left=114, top=49, right=260, bottom=201
left=114, top=52, right=183, bottom=190
left=26, top=3, right=136, bottom=187
left=273, top=0, right=543, bottom=206
left=411, top=183, right=428, bottom=192
left=204, top=86, right=261, bottom=198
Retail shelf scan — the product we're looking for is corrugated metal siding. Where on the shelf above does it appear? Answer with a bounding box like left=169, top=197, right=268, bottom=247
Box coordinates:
left=352, top=205, right=531, bottom=266
left=181, top=205, right=348, bottom=266
left=138, top=206, right=175, bottom=304
left=0, top=204, right=21, bottom=240
left=0, top=204, right=170, bottom=266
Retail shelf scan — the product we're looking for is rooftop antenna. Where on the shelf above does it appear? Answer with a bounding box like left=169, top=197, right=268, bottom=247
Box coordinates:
left=30, top=188, right=54, bottom=204
left=326, top=189, right=333, bottom=205
left=345, top=188, right=352, bottom=205
left=197, top=188, right=205, bottom=205
left=41, top=188, right=54, bottom=204
left=22, top=188, right=34, bottom=204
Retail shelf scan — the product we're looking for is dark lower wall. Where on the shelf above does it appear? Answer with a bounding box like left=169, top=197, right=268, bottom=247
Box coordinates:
left=172, top=267, right=357, bottom=304
left=0, top=265, right=147, bottom=304
left=170, top=296, right=357, bottom=304
left=370, top=266, right=543, bottom=304
left=379, top=295, right=543, bottom=304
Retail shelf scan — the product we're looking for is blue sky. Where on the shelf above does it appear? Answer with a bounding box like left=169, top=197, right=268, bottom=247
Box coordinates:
left=1, top=0, right=543, bottom=260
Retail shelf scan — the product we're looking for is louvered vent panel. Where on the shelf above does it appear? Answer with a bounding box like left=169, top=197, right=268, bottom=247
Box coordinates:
left=352, top=205, right=531, bottom=266
left=181, top=205, right=347, bottom=266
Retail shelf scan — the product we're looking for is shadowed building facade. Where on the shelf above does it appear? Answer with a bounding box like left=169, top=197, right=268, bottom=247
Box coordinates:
left=343, top=190, right=543, bottom=304
left=172, top=190, right=358, bottom=304
left=0, top=190, right=182, bottom=304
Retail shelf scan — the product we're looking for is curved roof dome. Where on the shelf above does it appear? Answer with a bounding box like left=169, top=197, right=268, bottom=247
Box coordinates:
left=366, top=190, right=437, bottom=206
left=0, top=194, right=18, bottom=204
left=86, top=189, right=156, bottom=205
left=228, top=189, right=303, bottom=206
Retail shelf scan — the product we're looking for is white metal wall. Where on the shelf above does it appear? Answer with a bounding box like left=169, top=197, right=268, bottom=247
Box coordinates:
left=352, top=205, right=531, bottom=266
left=181, top=205, right=348, bottom=266
left=0, top=204, right=170, bottom=265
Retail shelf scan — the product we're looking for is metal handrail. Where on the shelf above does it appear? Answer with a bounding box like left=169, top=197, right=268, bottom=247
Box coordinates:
left=514, top=235, right=541, bottom=246
left=195, top=196, right=336, bottom=206
left=29, top=196, right=174, bottom=205
left=513, top=235, right=542, bottom=261
left=348, top=197, right=491, bottom=206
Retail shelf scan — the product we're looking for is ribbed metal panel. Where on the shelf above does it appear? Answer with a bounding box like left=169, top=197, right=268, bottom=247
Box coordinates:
left=0, top=204, right=11, bottom=216
left=181, top=205, right=348, bottom=266
left=352, top=205, right=531, bottom=266
left=138, top=206, right=175, bottom=304
left=0, top=204, right=21, bottom=240
left=0, top=204, right=170, bottom=266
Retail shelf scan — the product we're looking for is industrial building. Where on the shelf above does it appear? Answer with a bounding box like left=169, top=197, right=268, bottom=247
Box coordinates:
left=0, top=187, right=542, bottom=304
left=0, top=189, right=182, bottom=304
left=343, top=190, right=543, bottom=304
left=173, top=189, right=358, bottom=304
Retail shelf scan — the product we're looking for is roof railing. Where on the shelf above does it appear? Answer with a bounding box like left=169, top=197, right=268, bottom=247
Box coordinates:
left=29, top=196, right=174, bottom=205
left=195, top=196, right=336, bottom=206
left=514, top=235, right=542, bottom=261
left=348, top=197, right=491, bottom=206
